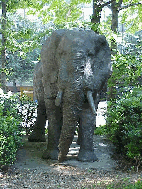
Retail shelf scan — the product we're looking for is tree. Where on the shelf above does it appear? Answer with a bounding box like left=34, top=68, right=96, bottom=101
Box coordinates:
left=5, top=12, right=42, bottom=88
left=22, top=0, right=91, bottom=26
left=7, top=49, right=39, bottom=87
left=1, top=0, right=7, bottom=92
left=91, top=1, right=142, bottom=164
left=109, top=0, right=142, bottom=99
left=91, top=0, right=113, bottom=33
left=1, top=0, right=93, bottom=90
left=92, top=0, right=142, bottom=99
left=91, top=0, right=142, bottom=45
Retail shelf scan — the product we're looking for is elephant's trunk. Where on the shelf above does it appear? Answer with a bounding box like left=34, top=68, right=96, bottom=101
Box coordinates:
left=87, top=91, right=96, bottom=115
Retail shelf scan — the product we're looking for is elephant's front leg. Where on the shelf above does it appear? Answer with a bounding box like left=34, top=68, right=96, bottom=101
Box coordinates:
left=78, top=108, right=98, bottom=162
left=42, top=99, right=62, bottom=160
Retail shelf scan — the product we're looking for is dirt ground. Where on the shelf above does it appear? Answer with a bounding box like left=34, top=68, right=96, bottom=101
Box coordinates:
left=0, top=135, right=142, bottom=189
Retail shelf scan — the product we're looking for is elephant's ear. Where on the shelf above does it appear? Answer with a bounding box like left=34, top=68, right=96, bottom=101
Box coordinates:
left=94, top=35, right=109, bottom=54
left=57, top=37, right=67, bottom=56
left=97, top=35, right=107, bottom=46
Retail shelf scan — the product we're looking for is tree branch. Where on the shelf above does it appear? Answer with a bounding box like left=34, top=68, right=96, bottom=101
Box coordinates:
left=93, top=0, right=115, bottom=10
left=118, top=0, right=123, bottom=7
left=100, top=0, right=114, bottom=9
left=119, top=2, right=142, bottom=11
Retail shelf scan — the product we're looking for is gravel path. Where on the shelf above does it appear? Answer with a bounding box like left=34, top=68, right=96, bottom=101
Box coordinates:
left=0, top=135, right=142, bottom=189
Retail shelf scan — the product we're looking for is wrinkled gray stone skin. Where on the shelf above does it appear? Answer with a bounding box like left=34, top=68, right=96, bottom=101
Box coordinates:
left=28, top=29, right=111, bottom=162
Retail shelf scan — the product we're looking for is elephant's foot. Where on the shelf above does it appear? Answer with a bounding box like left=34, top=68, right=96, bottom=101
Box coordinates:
left=78, top=150, right=98, bottom=162
left=28, top=131, right=46, bottom=142
left=42, top=149, right=59, bottom=160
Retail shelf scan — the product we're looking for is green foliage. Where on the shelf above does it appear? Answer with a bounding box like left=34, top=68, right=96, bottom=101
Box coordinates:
left=91, top=177, right=142, bottom=189
left=106, top=53, right=142, bottom=166
left=0, top=91, right=37, bottom=168
left=5, top=13, right=44, bottom=54
left=1, top=0, right=93, bottom=85
left=106, top=90, right=142, bottom=154
left=6, top=50, right=39, bottom=84
left=121, top=1, right=142, bottom=33
left=6, top=0, right=23, bottom=11
left=92, top=177, right=142, bottom=188
left=0, top=93, right=23, bottom=168
left=1, top=13, right=42, bottom=84
left=108, top=54, right=142, bottom=97
left=45, top=128, right=48, bottom=135
left=19, top=94, right=37, bottom=135
left=24, top=0, right=91, bottom=25
left=94, top=125, right=107, bottom=135
left=2, top=0, right=141, bottom=87
left=106, top=179, right=142, bottom=189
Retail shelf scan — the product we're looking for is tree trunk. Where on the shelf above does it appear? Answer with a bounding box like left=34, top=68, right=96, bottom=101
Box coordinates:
left=92, top=0, right=102, bottom=24
left=111, top=0, right=118, bottom=55
left=91, top=0, right=102, bottom=33
left=108, top=0, right=121, bottom=100
left=1, top=0, right=7, bottom=92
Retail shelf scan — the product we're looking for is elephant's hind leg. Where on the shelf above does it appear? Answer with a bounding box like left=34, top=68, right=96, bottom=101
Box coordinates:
left=42, top=99, right=62, bottom=160
left=28, top=101, right=46, bottom=142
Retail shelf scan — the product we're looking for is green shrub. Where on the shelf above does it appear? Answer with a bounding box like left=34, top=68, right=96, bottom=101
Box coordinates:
left=106, top=54, right=142, bottom=166
left=106, top=88, right=142, bottom=165
left=0, top=92, right=23, bottom=168
left=19, top=94, right=37, bottom=135
left=94, top=125, right=107, bottom=135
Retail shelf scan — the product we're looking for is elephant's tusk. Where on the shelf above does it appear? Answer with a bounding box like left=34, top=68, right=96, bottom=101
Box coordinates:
left=55, top=90, right=63, bottom=106
left=87, top=91, right=96, bottom=115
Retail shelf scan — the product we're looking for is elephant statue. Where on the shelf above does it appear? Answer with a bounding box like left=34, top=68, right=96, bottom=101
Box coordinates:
left=28, top=29, right=111, bottom=162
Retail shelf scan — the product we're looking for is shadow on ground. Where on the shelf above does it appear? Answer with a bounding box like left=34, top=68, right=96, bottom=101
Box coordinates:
left=14, top=135, right=117, bottom=171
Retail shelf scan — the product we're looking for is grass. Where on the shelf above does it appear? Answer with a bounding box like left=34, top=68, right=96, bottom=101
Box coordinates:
left=107, top=179, right=142, bottom=189
left=92, top=178, right=142, bottom=189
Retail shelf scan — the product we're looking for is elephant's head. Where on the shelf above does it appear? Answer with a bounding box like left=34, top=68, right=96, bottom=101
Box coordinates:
left=55, top=30, right=111, bottom=115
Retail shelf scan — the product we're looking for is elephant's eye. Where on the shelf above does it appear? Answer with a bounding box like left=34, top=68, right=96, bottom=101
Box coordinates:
left=88, top=50, right=94, bottom=56
left=80, top=65, right=85, bottom=69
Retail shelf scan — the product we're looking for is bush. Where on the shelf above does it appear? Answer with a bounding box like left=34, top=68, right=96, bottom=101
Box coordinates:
left=19, top=94, right=37, bottom=135
left=0, top=90, right=38, bottom=168
left=106, top=88, right=142, bottom=155
left=0, top=91, right=23, bottom=168
left=106, top=54, right=142, bottom=167
left=94, top=125, right=107, bottom=135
